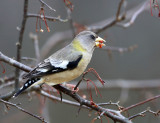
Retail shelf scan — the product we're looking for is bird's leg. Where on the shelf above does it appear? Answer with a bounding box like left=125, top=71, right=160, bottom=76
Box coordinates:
left=74, top=79, right=82, bottom=92
left=65, top=83, right=79, bottom=93
left=73, top=71, right=88, bottom=92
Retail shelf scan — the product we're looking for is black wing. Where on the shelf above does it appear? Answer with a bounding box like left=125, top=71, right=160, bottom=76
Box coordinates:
left=23, top=55, right=82, bottom=79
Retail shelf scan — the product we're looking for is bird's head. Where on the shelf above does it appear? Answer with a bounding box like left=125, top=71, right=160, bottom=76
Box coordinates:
left=73, top=31, right=106, bottom=52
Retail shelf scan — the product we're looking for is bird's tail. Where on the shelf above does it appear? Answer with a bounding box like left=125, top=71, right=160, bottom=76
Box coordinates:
left=13, top=78, right=41, bottom=98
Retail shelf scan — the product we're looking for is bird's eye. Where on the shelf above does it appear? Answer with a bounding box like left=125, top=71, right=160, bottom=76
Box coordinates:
left=90, top=35, right=96, bottom=40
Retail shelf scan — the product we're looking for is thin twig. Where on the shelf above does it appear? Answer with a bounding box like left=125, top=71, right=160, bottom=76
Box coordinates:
left=0, top=99, right=47, bottom=123
left=21, top=57, right=37, bottom=61
left=129, top=108, right=160, bottom=120
left=29, top=33, right=40, bottom=62
left=87, top=0, right=125, bottom=33
left=98, top=101, right=124, bottom=111
left=0, top=91, right=15, bottom=101
left=117, top=1, right=149, bottom=28
left=0, top=81, right=14, bottom=90
left=39, top=90, right=88, bottom=108
left=27, top=13, right=68, bottom=22
left=66, top=8, right=76, bottom=37
left=116, top=0, right=125, bottom=20
left=122, top=95, right=160, bottom=112
left=15, top=0, right=28, bottom=91
left=39, top=0, right=56, bottom=11
left=0, top=75, right=15, bottom=84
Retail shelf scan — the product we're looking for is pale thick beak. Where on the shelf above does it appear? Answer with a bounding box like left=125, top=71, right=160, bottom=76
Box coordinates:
left=95, top=37, right=106, bottom=48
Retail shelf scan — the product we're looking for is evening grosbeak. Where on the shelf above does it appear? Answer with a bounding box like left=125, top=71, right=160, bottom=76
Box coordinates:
left=14, top=31, right=106, bottom=97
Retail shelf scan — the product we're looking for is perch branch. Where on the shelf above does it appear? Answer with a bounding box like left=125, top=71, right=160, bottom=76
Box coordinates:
left=53, top=85, right=131, bottom=123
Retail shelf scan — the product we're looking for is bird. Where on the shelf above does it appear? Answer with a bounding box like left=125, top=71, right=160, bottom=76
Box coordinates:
left=14, top=31, right=106, bottom=97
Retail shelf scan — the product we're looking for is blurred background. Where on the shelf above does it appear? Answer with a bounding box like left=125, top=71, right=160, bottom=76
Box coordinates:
left=0, top=0, right=160, bottom=123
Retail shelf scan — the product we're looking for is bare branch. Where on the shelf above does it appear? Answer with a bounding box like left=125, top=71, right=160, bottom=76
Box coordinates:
left=0, top=75, right=15, bottom=84
left=21, top=57, right=37, bottom=61
left=27, top=13, right=68, bottom=22
left=0, top=81, right=14, bottom=90
left=39, top=90, right=87, bottom=108
left=116, top=0, right=125, bottom=20
left=15, top=0, right=29, bottom=91
left=98, top=101, right=124, bottom=111
left=29, top=33, right=40, bottom=62
left=39, top=0, right=56, bottom=11
left=117, top=1, right=149, bottom=28
left=0, top=52, right=31, bottom=72
left=53, top=84, right=132, bottom=123
left=122, top=94, right=160, bottom=112
left=0, top=99, right=47, bottom=123
left=87, top=0, right=125, bottom=33
left=0, top=91, right=15, bottom=101
left=129, top=108, right=160, bottom=120
left=66, top=7, right=76, bottom=37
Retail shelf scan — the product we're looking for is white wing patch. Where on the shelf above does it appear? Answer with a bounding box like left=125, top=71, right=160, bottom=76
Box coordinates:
left=37, top=68, right=48, bottom=72
left=36, top=59, right=69, bottom=74
left=50, top=59, right=69, bottom=69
